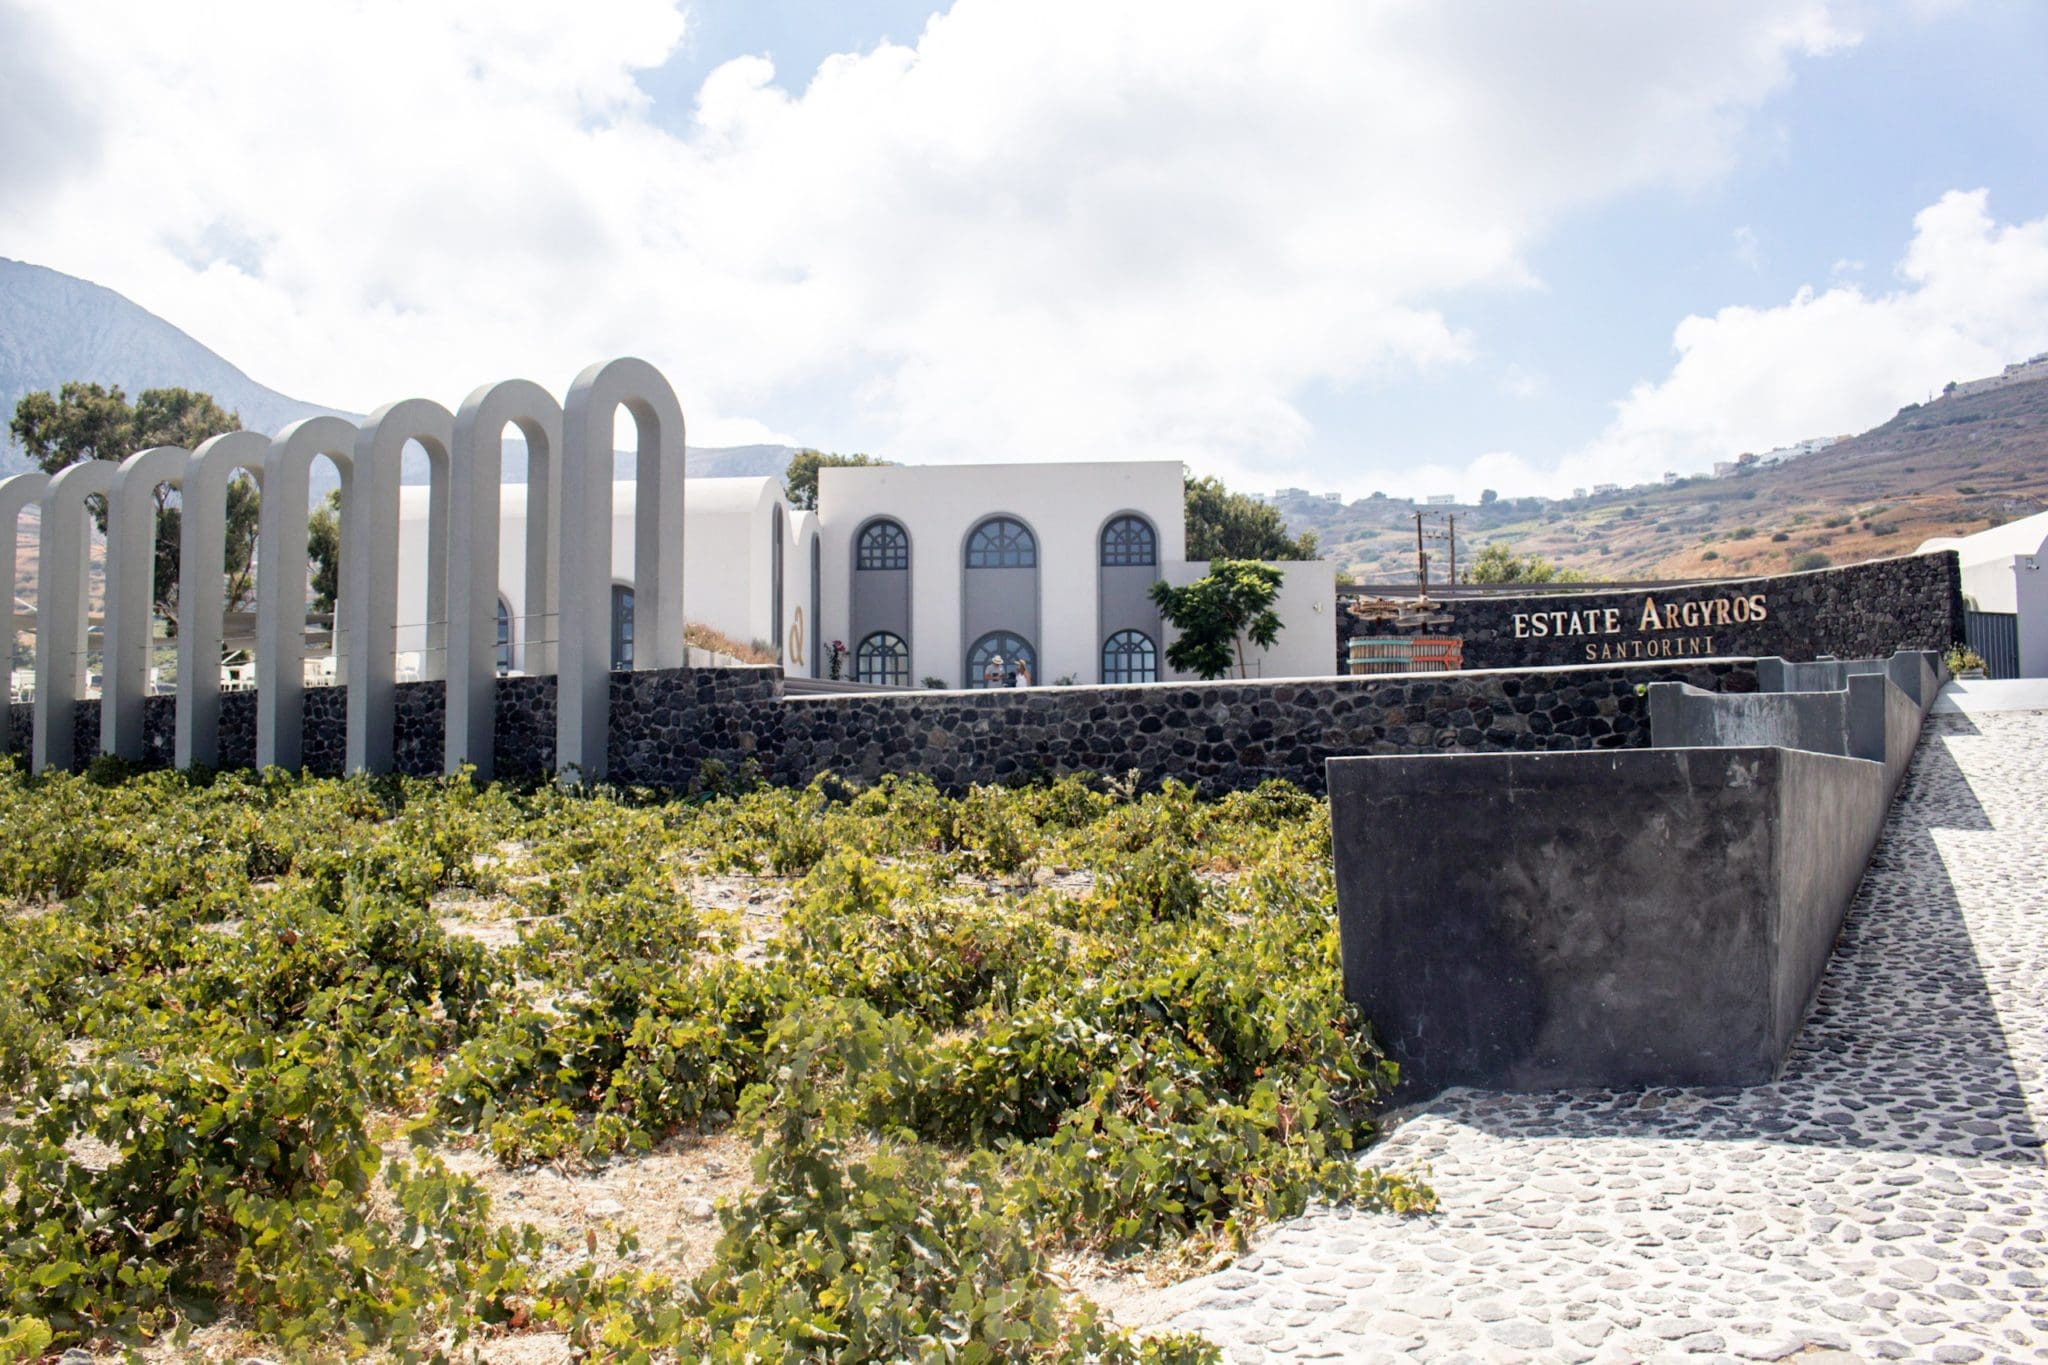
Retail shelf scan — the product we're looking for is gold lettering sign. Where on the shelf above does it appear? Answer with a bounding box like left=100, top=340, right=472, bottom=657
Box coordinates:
left=1503, top=592, right=1767, bottom=663
left=787, top=606, right=806, bottom=666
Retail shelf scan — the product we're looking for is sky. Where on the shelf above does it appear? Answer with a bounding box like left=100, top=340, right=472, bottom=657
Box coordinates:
left=3, top=0, right=2047, bottom=502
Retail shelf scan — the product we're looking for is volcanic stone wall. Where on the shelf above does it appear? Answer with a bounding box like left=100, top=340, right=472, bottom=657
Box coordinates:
left=759, top=658, right=1758, bottom=796
left=1339, top=552, right=1964, bottom=672
left=9, top=659, right=1756, bottom=797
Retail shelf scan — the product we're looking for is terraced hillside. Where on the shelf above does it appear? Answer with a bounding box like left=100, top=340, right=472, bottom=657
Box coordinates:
left=1294, top=374, right=2048, bottom=583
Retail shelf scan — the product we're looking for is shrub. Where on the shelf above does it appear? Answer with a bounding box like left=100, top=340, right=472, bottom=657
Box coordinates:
left=0, top=762, right=1431, bottom=1358
left=1790, top=551, right=1832, bottom=571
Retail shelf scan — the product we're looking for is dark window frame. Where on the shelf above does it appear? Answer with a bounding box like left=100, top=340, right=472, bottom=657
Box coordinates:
left=1101, top=629, right=1158, bottom=685
left=855, top=630, right=910, bottom=686
left=856, top=519, right=910, bottom=571
left=964, top=517, right=1037, bottom=569
left=1100, top=515, right=1157, bottom=567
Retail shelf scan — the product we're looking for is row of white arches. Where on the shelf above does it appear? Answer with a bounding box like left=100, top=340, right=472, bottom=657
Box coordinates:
left=2, top=357, right=685, bottom=782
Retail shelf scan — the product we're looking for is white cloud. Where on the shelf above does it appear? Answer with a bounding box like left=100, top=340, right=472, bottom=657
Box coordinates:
left=1732, top=225, right=1762, bottom=271
left=1547, top=190, right=2048, bottom=493
left=1, top=0, right=1856, bottom=479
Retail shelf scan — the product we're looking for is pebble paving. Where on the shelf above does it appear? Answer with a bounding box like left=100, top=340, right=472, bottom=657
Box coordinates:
left=1123, top=700, right=2048, bottom=1363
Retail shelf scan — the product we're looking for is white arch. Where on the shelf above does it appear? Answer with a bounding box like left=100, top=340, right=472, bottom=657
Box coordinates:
left=347, top=398, right=454, bottom=774
left=447, top=379, right=562, bottom=779
left=101, top=445, right=190, bottom=761
left=0, top=472, right=49, bottom=758
left=557, top=357, right=685, bottom=782
left=177, top=431, right=268, bottom=768
left=257, top=416, right=357, bottom=771
left=33, top=459, right=117, bottom=772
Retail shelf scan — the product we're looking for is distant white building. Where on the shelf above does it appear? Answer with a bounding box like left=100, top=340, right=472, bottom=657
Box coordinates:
left=1919, top=510, right=2048, bottom=677
left=1426, top=494, right=1457, bottom=506
left=1944, top=354, right=2048, bottom=401
left=396, top=460, right=1336, bottom=690
left=1592, top=483, right=1620, bottom=495
left=1663, top=471, right=1680, bottom=485
left=1713, top=462, right=1738, bottom=479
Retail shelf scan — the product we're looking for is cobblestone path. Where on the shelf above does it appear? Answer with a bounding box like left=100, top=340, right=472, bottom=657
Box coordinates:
left=1121, top=703, right=2047, bottom=1363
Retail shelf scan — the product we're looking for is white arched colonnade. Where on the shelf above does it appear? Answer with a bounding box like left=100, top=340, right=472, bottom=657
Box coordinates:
left=0, top=356, right=683, bottom=783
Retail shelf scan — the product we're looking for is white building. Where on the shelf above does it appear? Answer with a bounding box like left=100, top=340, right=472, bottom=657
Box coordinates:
left=817, top=459, right=1331, bottom=687
left=397, top=476, right=819, bottom=677
left=1919, top=510, right=2048, bottom=677
left=395, top=458, right=1334, bottom=690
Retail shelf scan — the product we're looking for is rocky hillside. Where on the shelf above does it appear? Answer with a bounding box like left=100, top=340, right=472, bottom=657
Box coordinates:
left=1291, top=374, right=2048, bottom=583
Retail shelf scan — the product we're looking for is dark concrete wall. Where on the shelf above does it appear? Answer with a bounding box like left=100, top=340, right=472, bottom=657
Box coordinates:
left=1331, top=747, right=1797, bottom=1090
left=1340, top=552, right=1963, bottom=672
left=1651, top=650, right=1941, bottom=797
left=1330, top=745, right=1895, bottom=1092
left=1332, top=649, right=1942, bottom=1095
left=1769, top=747, right=1890, bottom=1063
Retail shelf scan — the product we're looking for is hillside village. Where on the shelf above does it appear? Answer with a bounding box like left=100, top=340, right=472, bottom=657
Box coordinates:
left=1272, top=355, right=2048, bottom=584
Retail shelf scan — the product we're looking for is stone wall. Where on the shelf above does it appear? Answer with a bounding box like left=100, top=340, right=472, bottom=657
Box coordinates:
left=8, top=658, right=1757, bottom=797
left=1338, top=552, right=1964, bottom=672
left=762, top=658, right=1758, bottom=796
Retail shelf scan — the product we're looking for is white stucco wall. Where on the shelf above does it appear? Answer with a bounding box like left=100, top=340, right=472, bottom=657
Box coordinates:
left=398, top=476, right=785, bottom=671
left=1919, top=509, right=2048, bottom=615
left=817, top=460, right=1190, bottom=688
left=1920, top=510, right=2048, bottom=675
left=1158, top=558, right=1336, bottom=681
left=392, top=460, right=1336, bottom=687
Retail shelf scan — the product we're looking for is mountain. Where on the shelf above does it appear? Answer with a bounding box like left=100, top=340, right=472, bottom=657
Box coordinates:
left=0, top=257, right=797, bottom=485
left=1286, top=372, right=2048, bottom=583
left=0, top=257, right=351, bottom=474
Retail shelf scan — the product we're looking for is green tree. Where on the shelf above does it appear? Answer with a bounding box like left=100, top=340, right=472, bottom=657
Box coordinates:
left=784, top=449, right=886, bottom=510
left=1183, top=475, right=1317, bottom=560
left=1465, top=541, right=1585, bottom=585
left=9, top=382, right=253, bottom=619
left=307, top=489, right=342, bottom=613
left=1479, top=488, right=1498, bottom=505
left=1148, top=559, right=1285, bottom=680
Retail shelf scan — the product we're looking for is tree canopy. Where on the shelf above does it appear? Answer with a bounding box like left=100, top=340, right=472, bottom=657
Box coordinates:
left=783, top=449, right=887, bottom=510
left=10, top=383, right=253, bottom=620
left=1465, top=541, right=1586, bottom=585
left=1148, top=559, right=1285, bottom=680
left=1183, top=475, right=1317, bottom=561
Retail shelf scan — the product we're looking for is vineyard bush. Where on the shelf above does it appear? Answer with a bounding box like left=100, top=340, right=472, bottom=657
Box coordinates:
left=0, top=761, right=1430, bottom=1360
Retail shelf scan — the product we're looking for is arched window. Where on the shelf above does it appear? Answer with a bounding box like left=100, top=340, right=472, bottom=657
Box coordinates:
left=496, top=596, right=514, bottom=672
left=610, top=584, right=634, bottom=671
left=855, top=631, right=909, bottom=686
left=964, top=517, right=1036, bottom=569
left=966, top=631, right=1036, bottom=688
left=1101, top=630, right=1158, bottom=685
left=857, top=519, right=909, bottom=570
left=1100, top=515, right=1156, bottom=567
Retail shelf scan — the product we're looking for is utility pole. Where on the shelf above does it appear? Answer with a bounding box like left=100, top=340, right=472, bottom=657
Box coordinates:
left=1413, top=511, right=1429, bottom=598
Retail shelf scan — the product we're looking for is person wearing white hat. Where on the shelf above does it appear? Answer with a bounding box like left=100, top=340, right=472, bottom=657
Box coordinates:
left=983, top=654, right=1004, bottom=689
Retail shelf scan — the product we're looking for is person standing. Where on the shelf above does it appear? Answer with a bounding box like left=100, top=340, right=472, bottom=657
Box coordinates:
left=1014, top=657, right=1032, bottom=688
left=984, top=653, right=1004, bottom=689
